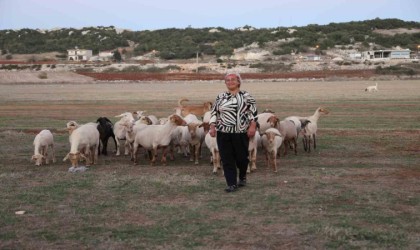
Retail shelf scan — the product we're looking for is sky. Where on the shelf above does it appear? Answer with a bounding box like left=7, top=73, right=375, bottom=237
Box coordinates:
left=0, top=0, right=419, bottom=31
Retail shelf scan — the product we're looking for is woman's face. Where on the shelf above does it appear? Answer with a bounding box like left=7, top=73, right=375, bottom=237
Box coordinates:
left=225, top=75, right=240, bottom=92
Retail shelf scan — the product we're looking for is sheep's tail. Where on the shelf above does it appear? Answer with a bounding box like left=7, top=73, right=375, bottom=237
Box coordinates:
left=178, top=98, right=189, bottom=107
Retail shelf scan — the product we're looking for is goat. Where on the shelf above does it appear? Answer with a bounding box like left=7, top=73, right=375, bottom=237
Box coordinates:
left=31, top=129, right=55, bottom=166
left=261, top=128, right=283, bottom=172
left=177, top=98, right=213, bottom=117
left=96, top=117, right=117, bottom=156
left=204, top=132, right=222, bottom=175
left=113, top=112, right=136, bottom=156
left=132, top=114, right=186, bottom=165
left=365, top=82, right=378, bottom=92
left=300, top=107, right=329, bottom=152
left=247, top=131, right=260, bottom=173
left=63, top=122, right=100, bottom=167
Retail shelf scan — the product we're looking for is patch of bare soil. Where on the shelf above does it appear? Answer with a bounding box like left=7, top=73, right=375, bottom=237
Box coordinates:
left=0, top=71, right=93, bottom=84
left=77, top=70, right=377, bottom=81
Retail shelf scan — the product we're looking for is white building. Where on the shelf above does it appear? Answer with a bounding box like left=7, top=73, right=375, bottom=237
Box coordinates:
left=361, top=49, right=411, bottom=60
left=67, top=47, right=93, bottom=61
left=98, top=50, right=114, bottom=61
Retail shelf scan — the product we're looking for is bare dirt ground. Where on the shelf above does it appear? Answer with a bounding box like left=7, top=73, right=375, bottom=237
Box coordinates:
left=0, top=79, right=419, bottom=249
left=0, top=70, right=379, bottom=84
left=76, top=70, right=377, bottom=81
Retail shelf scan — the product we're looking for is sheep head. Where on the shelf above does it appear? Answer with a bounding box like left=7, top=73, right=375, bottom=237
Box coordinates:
left=138, top=116, right=153, bottom=125
left=31, top=154, right=45, bottom=166
left=187, top=123, right=202, bottom=138
left=203, top=101, right=213, bottom=111
left=63, top=152, right=87, bottom=167
left=66, top=121, right=80, bottom=134
left=133, top=110, right=146, bottom=119
left=267, top=115, right=280, bottom=128
left=170, top=114, right=187, bottom=126
left=199, top=122, right=210, bottom=134
left=318, top=107, right=330, bottom=115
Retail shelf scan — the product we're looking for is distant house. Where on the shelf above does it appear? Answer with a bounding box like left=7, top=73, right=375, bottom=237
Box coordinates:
left=305, top=54, right=321, bottom=61
left=67, top=47, right=92, bottom=61
left=98, top=50, right=114, bottom=61
left=361, top=49, right=411, bottom=60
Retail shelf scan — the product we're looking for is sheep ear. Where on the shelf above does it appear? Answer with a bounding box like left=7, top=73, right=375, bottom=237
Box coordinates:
left=63, top=153, right=69, bottom=162
left=80, top=153, right=88, bottom=161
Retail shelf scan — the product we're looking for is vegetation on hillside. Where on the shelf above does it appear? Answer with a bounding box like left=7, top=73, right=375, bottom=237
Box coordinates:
left=0, top=18, right=419, bottom=60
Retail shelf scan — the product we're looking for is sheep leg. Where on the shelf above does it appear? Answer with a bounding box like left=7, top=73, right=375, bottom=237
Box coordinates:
left=132, top=144, right=139, bottom=165
left=151, top=147, right=157, bottom=166
left=294, top=139, right=298, bottom=155
left=212, top=149, right=218, bottom=174
left=313, top=134, right=317, bottom=149
left=249, top=148, right=257, bottom=172
left=308, top=136, right=312, bottom=153
left=270, top=151, right=277, bottom=172
left=169, top=144, right=175, bottom=161
left=194, top=143, right=200, bottom=164
left=115, top=139, right=121, bottom=156
left=102, top=138, right=108, bottom=155
left=51, top=144, right=56, bottom=163
left=124, top=141, right=130, bottom=155
left=40, top=146, right=48, bottom=165
left=302, top=136, right=308, bottom=152
left=189, top=144, right=194, bottom=162
left=283, top=141, right=288, bottom=156
left=98, top=140, right=103, bottom=156
left=93, top=144, right=98, bottom=164
left=161, top=146, right=168, bottom=166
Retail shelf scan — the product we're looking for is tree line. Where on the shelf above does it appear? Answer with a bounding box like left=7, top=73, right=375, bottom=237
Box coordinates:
left=0, top=18, right=419, bottom=60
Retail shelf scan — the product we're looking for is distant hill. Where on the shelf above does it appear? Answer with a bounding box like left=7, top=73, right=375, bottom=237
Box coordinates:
left=1, top=18, right=419, bottom=60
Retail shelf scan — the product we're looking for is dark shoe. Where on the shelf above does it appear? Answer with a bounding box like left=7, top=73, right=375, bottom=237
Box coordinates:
left=238, top=180, right=247, bottom=187
left=224, top=185, right=237, bottom=193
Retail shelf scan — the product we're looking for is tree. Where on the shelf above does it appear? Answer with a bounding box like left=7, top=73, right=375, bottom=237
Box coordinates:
left=113, top=50, right=122, bottom=62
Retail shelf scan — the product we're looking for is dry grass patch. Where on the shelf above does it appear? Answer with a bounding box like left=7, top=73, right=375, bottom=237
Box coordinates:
left=0, top=80, right=419, bottom=249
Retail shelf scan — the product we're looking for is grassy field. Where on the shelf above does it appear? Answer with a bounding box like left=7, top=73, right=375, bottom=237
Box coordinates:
left=0, top=79, right=419, bottom=249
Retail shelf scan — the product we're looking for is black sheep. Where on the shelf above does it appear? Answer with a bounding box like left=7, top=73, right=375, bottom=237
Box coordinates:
left=96, top=117, right=117, bottom=155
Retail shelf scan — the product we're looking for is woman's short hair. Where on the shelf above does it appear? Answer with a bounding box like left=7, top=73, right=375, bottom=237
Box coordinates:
left=224, top=72, right=242, bottom=83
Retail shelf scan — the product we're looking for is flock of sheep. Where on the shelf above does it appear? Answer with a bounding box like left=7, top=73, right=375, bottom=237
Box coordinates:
left=31, top=99, right=330, bottom=174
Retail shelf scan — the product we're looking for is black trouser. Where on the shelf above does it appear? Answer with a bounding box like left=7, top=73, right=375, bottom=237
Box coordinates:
left=217, top=131, right=249, bottom=187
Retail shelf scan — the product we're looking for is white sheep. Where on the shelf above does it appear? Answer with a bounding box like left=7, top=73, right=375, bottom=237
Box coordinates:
left=247, top=131, right=260, bottom=173
left=63, top=122, right=100, bottom=167
left=186, top=122, right=205, bottom=164
left=256, top=112, right=276, bottom=134
left=113, top=112, right=136, bottom=156
left=204, top=132, right=222, bottom=175
left=132, top=114, right=186, bottom=165
left=123, top=117, right=152, bottom=160
left=31, top=129, right=56, bottom=166
left=278, top=119, right=298, bottom=155
left=300, top=107, right=329, bottom=152
left=261, top=128, right=283, bottom=173
left=365, top=82, right=378, bottom=92
left=262, top=115, right=298, bottom=155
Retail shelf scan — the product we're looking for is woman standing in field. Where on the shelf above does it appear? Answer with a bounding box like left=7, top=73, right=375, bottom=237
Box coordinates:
left=209, top=72, right=258, bottom=193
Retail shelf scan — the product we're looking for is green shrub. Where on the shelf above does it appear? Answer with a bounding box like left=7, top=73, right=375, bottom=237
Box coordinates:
left=376, top=65, right=415, bottom=75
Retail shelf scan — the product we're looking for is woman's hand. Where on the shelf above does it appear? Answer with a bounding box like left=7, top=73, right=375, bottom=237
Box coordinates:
left=247, top=121, right=257, bottom=138
left=209, top=124, right=216, bottom=137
